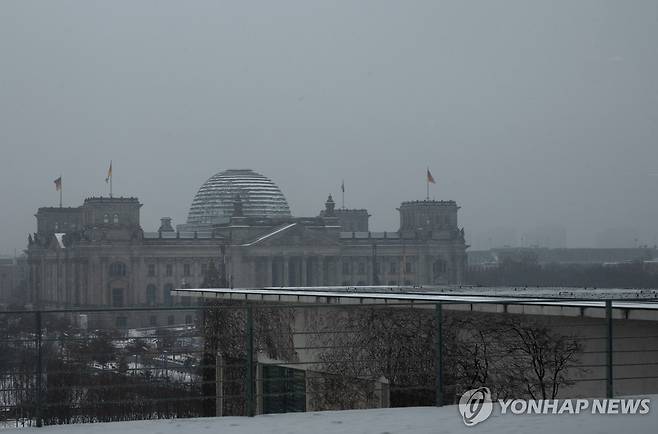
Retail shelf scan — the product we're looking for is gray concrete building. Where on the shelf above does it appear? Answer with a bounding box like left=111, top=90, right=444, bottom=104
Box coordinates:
left=26, top=169, right=467, bottom=327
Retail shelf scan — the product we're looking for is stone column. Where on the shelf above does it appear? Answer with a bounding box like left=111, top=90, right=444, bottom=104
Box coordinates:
left=456, top=254, right=465, bottom=284
left=366, top=256, right=372, bottom=285
left=416, top=251, right=425, bottom=285
left=283, top=257, right=290, bottom=287
left=247, top=257, right=257, bottom=288
left=337, top=256, right=344, bottom=285
left=301, top=257, right=308, bottom=286
left=266, top=257, right=273, bottom=287
left=99, top=258, right=106, bottom=306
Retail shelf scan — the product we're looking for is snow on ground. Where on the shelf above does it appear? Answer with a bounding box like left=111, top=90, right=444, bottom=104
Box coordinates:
left=13, top=402, right=658, bottom=434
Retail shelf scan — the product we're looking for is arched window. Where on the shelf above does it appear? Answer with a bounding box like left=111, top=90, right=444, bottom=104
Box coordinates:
left=103, top=214, right=110, bottom=224
left=113, top=213, right=119, bottom=224
left=433, top=259, right=447, bottom=274
left=109, top=262, right=127, bottom=276
left=146, top=284, right=157, bottom=306
left=163, top=284, right=173, bottom=306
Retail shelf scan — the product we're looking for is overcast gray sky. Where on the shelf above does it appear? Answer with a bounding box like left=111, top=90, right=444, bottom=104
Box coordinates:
left=1, top=0, right=657, bottom=255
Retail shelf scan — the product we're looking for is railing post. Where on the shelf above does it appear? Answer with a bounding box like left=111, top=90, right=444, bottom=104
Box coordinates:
left=246, top=304, right=254, bottom=416
left=35, top=311, right=43, bottom=427
left=435, top=302, right=443, bottom=406
left=606, top=299, right=613, bottom=399
left=216, top=352, right=224, bottom=417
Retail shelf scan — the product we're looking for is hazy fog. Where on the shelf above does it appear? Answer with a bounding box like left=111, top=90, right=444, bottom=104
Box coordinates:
left=1, top=0, right=657, bottom=255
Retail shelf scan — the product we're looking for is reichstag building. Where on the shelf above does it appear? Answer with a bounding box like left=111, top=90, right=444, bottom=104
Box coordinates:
left=27, top=169, right=467, bottom=327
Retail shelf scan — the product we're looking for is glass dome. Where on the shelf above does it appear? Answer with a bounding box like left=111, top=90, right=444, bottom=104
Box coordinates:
left=186, top=169, right=291, bottom=224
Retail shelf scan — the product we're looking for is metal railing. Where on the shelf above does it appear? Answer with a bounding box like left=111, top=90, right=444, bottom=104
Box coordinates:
left=1, top=296, right=657, bottom=428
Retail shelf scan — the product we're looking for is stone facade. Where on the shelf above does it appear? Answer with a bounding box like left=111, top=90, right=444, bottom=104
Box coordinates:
left=26, top=182, right=467, bottom=327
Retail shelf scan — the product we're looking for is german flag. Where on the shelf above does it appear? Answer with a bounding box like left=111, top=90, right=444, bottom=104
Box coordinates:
left=427, top=168, right=436, bottom=184
left=105, top=161, right=112, bottom=183
left=54, top=176, right=62, bottom=191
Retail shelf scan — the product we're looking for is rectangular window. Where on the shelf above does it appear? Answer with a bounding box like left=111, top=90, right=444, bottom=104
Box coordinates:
left=389, top=262, right=397, bottom=274
left=183, top=263, right=191, bottom=277
left=201, top=263, right=208, bottom=275
left=405, top=262, right=413, bottom=273
left=358, top=263, right=366, bottom=275
left=166, top=264, right=173, bottom=276
left=342, top=261, right=350, bottom=275
left=148, top=264, right=156, bottom=277
left=112, top=288, right=124, bottom=307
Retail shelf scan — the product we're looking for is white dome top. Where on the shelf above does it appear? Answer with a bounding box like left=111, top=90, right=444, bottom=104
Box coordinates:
left=187, top=169, right=291, bottom=224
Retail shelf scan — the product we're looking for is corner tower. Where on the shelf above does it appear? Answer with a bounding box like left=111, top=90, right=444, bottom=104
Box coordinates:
left=81, top=196, right=142, bottom=241
left=398, top=200, right=460, bottom=238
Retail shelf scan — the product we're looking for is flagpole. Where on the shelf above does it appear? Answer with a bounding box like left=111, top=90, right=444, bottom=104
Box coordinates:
left=341, top=179, right=345, bottom=209
left=107, top=160, right=113, bottom=198
left=426, top=168, right=429, bottom=200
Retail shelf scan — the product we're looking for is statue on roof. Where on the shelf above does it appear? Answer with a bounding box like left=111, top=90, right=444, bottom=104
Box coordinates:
left=325, top=194, right=335, bottom=217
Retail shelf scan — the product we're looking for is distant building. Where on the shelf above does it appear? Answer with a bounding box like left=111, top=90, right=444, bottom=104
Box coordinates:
left=468, top=246, right=658, bottom=268
left=594, top=227, right=643, bottom=249
left=526, top=224, right=567, bottom=249
left=26, top=169, right=467, bottom=327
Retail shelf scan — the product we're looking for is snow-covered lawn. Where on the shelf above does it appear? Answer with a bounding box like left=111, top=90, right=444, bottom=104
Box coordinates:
left=13, top=402, right=657, bottom=434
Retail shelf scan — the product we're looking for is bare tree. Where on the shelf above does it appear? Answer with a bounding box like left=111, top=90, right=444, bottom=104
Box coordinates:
left=309, top=308, right=583, bottom=407
left=500, top=318, right=582, bottom=400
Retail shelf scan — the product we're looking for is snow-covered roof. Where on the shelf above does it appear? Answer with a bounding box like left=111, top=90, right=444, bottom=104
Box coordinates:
left=171, top=285, right=658, bottom=321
